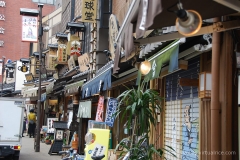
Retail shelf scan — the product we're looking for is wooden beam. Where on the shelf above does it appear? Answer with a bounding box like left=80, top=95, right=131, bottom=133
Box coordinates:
left=179, top=78, right=199, bottom=86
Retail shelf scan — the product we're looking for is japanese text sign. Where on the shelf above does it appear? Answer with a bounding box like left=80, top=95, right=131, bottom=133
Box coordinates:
left=105, top=98, right=118, bottom=127
left=82, top=0, right=97, bottom=23
left=95, top=96, right=104, bottom=122
left=22, top=16, right=38, bottom=42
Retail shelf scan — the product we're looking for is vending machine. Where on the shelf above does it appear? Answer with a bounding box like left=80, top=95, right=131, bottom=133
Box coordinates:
left=84, top=121, right=110, bottom=160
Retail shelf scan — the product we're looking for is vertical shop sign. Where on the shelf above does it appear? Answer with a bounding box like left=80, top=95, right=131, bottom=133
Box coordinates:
left=78, top=53, right=90, bottom=72
left=95, top=96, right=104, bottom=122
left=68, top=56, right=76, bottom=70
left=58, top=44, right=67, bottom=62
left=21, top=16, right=38, bottom=42
left=82, top=0, right=97, bottom=23
left=47, top=118, right=58, bottom=133
left=105, top=98, right=118, bottom=127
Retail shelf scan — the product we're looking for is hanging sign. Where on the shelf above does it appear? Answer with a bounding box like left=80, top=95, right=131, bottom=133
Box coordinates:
left=78, top=53, right=90, bottom=72
left=5, top=67, right=15, bottom=84
left=71, top=41, right=81, bottom=57
left=109, top=14, right=119, bottom=60
left=58, top=44, right=67, bottom=62
left=21, top=16, right=38, bottom=42
left=82, top=0, right=97, bottom=23
left=95, top=96, right=104, bottom=122
left=105, top=98, right=118, bottom=127
left=68, top=56, right=76, bottom=71
left=77, top=100, right=92, bottom=118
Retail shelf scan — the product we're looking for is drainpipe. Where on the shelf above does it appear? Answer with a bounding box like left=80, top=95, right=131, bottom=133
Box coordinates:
left=211, top=17, right=221, bottom=160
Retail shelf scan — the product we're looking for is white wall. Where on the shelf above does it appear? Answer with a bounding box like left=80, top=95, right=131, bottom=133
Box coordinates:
left=15, top=61, right=29, bottom=91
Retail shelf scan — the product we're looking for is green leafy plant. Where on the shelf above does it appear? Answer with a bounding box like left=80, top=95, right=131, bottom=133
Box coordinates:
left=114, top=80, right=175, bottom=159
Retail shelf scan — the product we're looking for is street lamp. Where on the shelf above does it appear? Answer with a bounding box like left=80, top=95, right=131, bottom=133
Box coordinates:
left=20, top=4, right=46, bottom=152
left=0, top=56, right=6, bottom=97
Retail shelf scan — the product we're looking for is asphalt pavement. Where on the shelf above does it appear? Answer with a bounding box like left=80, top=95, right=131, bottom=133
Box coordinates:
left=19, top=134, right=61, bottom=160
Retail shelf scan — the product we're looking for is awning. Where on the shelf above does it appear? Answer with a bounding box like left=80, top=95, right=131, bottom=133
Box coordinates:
left=82, top=63, right=113, bottom=98
left=137, top=40, right=180, bottom=83
left=22, top=87, right=38, bottom=98
left=46, top=81, right=55, bottom=94
left=64, top=80, right=85, bottom=96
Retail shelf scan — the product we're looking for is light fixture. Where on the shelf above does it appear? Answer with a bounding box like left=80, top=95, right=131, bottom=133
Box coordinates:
left=175, top=2, right=202, bottom=36
left=199, top=72, right=211, bottom=98
left=140, top=60, right=151, bottom=75
left=18, top=58, right=30, bottom=72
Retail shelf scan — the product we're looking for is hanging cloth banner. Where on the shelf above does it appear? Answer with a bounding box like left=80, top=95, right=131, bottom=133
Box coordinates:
left=105, top=97, right=118, bottom=127
left=95, top=96, right=104, bottom=122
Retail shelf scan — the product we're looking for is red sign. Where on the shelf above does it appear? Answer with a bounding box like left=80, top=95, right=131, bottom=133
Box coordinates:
left=95, top=96, right=104, bottom=122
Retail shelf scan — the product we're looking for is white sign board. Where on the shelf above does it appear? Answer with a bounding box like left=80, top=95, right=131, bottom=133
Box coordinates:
left=15, top=61, right=29, bottom=91
left=47, top=118, right=58, bottom=133
left=21, top=16, right=38, bottom=42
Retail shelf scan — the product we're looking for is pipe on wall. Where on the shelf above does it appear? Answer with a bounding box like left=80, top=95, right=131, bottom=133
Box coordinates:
left=211, top=17, right=221, bottom=160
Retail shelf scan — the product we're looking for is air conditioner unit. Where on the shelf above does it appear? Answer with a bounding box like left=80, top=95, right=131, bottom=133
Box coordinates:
left=214, top=0, right=240, bottom=12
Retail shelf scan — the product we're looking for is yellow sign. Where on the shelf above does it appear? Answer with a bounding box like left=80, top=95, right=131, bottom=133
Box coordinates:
left=82, top=0, right=98, bottom=23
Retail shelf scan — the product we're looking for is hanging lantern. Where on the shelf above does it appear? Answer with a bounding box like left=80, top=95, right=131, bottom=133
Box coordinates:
left=140, top=60, right=151, bottom=75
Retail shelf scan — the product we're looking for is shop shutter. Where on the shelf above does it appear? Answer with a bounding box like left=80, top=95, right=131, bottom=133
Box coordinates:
left=164, top=56, right=200, bottom=160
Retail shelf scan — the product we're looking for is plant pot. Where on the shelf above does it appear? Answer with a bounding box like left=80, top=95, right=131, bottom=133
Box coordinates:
left=45, top=139, right=51, bottom=144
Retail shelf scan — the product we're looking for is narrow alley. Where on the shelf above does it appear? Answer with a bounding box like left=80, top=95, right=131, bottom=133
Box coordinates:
left=19, top=136, right=60, bottom=160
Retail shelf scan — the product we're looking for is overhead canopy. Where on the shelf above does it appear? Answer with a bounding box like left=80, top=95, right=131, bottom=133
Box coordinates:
left=22, top=87, right=38, bottom=98
left=137, top=40, right=180, bottom=84
left=46, top=81, right=55, bottom=94
left=64, top=80, right=85, bottom=96
left=82, top=64, right=113, bottom=98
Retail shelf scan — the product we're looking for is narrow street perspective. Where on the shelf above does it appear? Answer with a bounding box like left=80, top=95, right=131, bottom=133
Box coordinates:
left=0, top=0, right=240, bottom=160
left=19, top=137, right=60, bottom=160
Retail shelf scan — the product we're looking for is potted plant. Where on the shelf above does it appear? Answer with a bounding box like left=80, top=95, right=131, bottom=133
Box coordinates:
left=45, top=136, right=51, bottom=144
left=114, top=80, right=175, bottom=160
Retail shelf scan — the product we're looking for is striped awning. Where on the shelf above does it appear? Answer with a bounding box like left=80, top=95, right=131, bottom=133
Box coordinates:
left=22, top=87, right=38, bottom=98
left=46, top=81, right=55, bottom=94
left=64, top=80, right=85, bottom=96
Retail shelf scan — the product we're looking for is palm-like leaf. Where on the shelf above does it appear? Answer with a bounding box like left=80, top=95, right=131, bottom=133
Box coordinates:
left=114, top=80, right=166, bottom=159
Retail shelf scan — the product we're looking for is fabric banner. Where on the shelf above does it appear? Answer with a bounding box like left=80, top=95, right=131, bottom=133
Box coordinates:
left=105, top=98, right=118, bottom=127
left=95, top=96, right=104, bottom=122
left=77, top=100, right=92, bottom=118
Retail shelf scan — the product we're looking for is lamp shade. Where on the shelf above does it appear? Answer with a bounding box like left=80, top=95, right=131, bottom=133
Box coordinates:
left=199, top=72, right=211, bottom=98
left=176, top=10, right=202, bottom=36
left=140, top=60, right=151, bottom=75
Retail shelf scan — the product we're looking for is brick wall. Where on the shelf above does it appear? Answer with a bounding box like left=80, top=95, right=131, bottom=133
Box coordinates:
left=0, top=0, right=55, bottom=81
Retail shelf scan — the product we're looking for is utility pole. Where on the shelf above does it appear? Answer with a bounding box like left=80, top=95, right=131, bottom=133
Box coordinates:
left=35, top=3, right=44, bottom=152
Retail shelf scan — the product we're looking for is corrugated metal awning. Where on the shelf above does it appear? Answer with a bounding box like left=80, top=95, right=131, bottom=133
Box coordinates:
left=64, top=80, right=85, bottom=96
